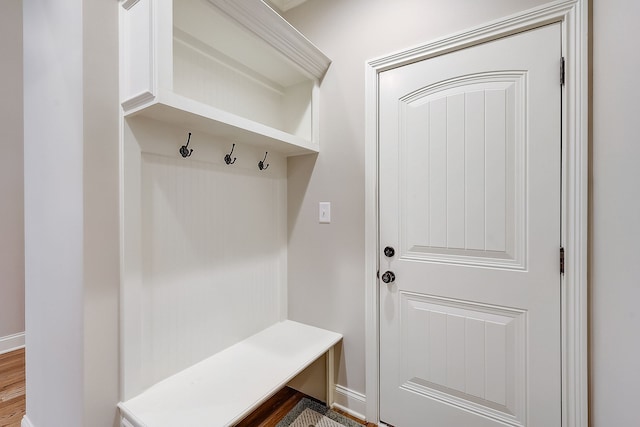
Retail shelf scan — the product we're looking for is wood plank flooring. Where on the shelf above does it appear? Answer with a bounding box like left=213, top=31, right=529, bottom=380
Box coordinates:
left=237, top=386, right=376, bottom=427
left=237, top=386, right=305, bottom=426
left=0, top=348, right=25, bottom=427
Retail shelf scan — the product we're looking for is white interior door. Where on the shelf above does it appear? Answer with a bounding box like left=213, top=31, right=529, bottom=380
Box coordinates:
left=379, top=24, right=562, bottom=427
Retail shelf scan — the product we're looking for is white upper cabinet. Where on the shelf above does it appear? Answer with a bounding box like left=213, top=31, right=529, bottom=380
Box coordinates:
left=120, top=0, right=330, bottom=155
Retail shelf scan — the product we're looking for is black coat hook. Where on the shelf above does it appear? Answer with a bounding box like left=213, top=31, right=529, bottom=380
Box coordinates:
left=224, top=143, right=237, bottom=165
left=179, top=132, right=193, bottom=158
left=258, top=152, right=269, bottom=170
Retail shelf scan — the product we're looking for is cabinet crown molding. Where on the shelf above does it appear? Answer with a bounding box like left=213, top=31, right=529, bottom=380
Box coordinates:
left=207, top=0, right=331, bottom=81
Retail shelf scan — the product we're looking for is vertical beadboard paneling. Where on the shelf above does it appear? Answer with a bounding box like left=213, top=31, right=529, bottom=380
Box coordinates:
left=428, top=97, right=447, bottom=248
left=401, top=293, right=525, bottom=417
left=484, top=89, right=507, bottom=252
left=405, top=103, right=430, bottom=249
left=464, top=91, right=486, bottom=251
left=132, top=118, right=286, bottom=389
left=446, top=94, right=466, bottom=249
left=400, top=76, right=524, bottom=269
left=173, top=37, right=285, bottom=131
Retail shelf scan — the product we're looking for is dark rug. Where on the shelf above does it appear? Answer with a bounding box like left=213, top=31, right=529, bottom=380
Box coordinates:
left=276, top=398, right=363, bottom=427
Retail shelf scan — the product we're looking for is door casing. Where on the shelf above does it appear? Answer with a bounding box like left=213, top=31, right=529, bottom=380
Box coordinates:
left=363, top=1, right=588, bottom=425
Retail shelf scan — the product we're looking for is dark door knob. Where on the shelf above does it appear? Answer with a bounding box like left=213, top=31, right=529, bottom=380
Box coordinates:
left=384, top=246, right=395, bottom=257
left=381, top=271, right=396, bottom=284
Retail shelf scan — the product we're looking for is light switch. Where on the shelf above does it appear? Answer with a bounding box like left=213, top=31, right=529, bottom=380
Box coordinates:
left=319, top=202, right=331, bottom=224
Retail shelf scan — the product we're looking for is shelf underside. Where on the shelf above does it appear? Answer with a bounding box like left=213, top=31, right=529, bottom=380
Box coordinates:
left=125, top=92, right=318, bottom=157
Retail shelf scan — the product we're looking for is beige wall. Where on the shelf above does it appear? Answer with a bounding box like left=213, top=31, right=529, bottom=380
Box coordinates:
left=288, top=1, right=640, bottom=425
left=24, top=0, right=85, bottom=422
left=0, top=0, right=24, bottom=345
left=590, top=0, right=640, bottom=425
left=285, top=0, right=549, bottom=397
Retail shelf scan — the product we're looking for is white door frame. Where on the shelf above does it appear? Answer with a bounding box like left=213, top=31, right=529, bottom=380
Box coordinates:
left=363, top=1, right=588, bottom=425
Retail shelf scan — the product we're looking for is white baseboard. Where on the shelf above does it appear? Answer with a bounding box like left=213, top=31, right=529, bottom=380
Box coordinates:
left=0, top=332, right=25, bottom=355
left=332, top=384, right=366, bottom=422
left=21, top=415, right=35, bottom=427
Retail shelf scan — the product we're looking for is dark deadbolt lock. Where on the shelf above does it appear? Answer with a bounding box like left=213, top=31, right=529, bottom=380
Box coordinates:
left=381, top=271, right=395, bottom=284
left=384, top=246, right=395, bottom=257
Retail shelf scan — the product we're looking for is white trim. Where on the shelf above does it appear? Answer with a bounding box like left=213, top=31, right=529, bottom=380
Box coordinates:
left=0, top=332, right=25, bottom=355
left=21, top=416, right=35, bottom=427
left=121, top=0, right=140, bottom=11
left=268, top=0, right=309, bottom=13
left=363, top=45, right=380, bottom=424
left=206, top=0, right=331, bottom=81
left=119, top=0, right=156, bottom=110
left=332, top=385, right=366, bottom=421
left=364, top=0, right=588, bottom=425
left=121, top=91, right=155, bottom=112
left=326, top=347, right=335, bottom=406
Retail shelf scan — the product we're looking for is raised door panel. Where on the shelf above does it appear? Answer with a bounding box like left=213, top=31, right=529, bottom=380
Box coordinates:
left=401, top=74, right=526, bottom=270
left=401, top=293, right=526, bottom=425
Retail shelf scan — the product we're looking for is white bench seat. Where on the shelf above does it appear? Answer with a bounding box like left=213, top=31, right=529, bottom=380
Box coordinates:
left=118, top=320, right=342, bottom=427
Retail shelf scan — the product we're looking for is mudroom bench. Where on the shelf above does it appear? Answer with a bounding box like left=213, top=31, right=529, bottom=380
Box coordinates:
left=118, top=320, right=342, bottom=427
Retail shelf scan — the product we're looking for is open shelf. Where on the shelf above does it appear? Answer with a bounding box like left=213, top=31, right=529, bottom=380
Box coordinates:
left=125, top=90, right=319, bottom=156
left=120, top=0, right=330, bottom=156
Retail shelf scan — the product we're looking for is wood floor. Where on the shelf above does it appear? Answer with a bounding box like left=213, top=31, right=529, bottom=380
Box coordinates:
left=0, top=350, right=374, bottom=427
left=238, top=386, right=376, bottom=427
left=0, top=348, right=25, bottom=427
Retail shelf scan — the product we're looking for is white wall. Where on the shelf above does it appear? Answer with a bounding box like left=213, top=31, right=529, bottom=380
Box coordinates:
left=23, top=0, right=120, bottom=425
left=285, top=0, right=549, bottom=405
left=0, top=0, right=25, bottom=352
left=591, top=0, right=640, bottom=425
left=23, top=0, right=84, bottom=422
left=82, top=0, right=120, bottom=425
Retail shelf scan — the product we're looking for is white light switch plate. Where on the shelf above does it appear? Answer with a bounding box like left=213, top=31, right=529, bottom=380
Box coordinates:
left=319, top=202, right=331, bottom=224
